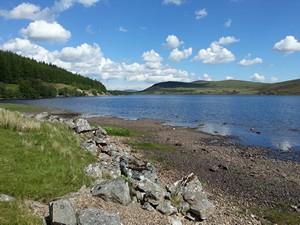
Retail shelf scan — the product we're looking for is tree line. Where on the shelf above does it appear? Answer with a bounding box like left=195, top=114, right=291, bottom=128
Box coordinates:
left=0, top=50, right=106, bottom=98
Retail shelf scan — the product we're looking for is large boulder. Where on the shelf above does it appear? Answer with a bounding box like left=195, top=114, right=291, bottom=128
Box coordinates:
left=92, top=177, right=131, bottom=205
left=49, top=199, right=77, bottom=225
left=78, top=208, right=121, bottom=225
left=73, top=118, right=92, bottom=133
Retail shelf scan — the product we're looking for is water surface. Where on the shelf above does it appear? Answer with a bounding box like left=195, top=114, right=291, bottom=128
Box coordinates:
left=6, top=95, right=300, bottom=160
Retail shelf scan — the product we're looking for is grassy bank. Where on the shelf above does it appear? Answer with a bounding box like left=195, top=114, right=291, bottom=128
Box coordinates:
left=0, top=106, right=95, bottom=224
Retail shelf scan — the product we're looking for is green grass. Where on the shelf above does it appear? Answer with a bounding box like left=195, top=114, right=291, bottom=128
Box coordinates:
left=252, top=207, right=300, bottom=225
left=126, top=141, right=177, bottom=151
left=103, top=125, right=140, bottom=137
left=0, top=103, right=46, bottom=113
left=0, top=201, right=41, bottom=225
left=0, top=110, right=95, bottom=202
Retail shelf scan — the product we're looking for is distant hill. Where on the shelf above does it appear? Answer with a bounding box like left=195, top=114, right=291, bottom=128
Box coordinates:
left=141, top=79, right=300, bottom=95
left=0, top=50, right=106, bottom=99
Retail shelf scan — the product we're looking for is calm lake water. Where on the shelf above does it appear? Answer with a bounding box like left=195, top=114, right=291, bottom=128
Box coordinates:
left=6, top=95, right=300, bottom=160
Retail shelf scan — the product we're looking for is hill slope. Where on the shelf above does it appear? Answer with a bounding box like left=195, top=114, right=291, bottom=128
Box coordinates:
left=142, top=79, right=300, bottom=95
left=0, top=50, right=106, bottom=98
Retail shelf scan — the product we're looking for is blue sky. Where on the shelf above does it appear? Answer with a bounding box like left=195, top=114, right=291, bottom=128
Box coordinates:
left=1, top=0, right=300, bottom=90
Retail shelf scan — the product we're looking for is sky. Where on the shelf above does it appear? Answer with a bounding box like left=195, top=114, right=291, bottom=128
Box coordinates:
left=0, top=0, right=300, bottom=90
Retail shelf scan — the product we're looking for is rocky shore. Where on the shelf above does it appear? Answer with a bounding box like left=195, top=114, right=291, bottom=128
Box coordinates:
left=2, top=109, right=299, bottom=224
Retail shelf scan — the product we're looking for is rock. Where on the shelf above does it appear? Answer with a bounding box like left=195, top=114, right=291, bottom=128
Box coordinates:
left=157, top=200, right=177, bottom=215
left=35, top=112, right=49, bottom=121
left=142, top=202, right=156, bottom=212
left=78, top=208, right=121, bottom=225
left=81, top=139, right=98, bottom=156
left=73, top=118, right=92, bottom=133
left=49, top=199, right=77, bottom=225
left=189, top=198, right=215, bottom=220
left=0, top=194, right=15, bottom=202
left=120, top=155, right=158, bottom=183
left=102, top=143, right=120, bottom=156
left=93, top=134, right=109, bottom=146
left=168, top=215, right=183, bottom=225
left=48, top=115, right=64, bottom=123
left=137, top=178, right=166, bottom=206
left=92, top=177, right=131, bottom=205
left=84, top=163, right=103, bottom=178
left=95, top=126, right=108, bottom=136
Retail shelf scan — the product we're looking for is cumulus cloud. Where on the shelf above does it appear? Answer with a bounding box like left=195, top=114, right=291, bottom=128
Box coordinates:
left=20, top=20, right=71, bottom=43
left=163, top=35, right=182, bottom=49
left=169, top=48, right=192, bottom=62
left=216, top=36, right=239, bottom=45
left=142, top=50, right=163, bottom=69
left=162, top=0, right=184, bottom=6
left=0, top=38, right=193, bottom=88
left=0, top=0, right=101, bottom=21
left=193, top=43, right=235, bottom=64
left=195, top=9, right=207, bottom=19
left=193, top=36, right=238, bottom=64
left=273, top=36, right=300, bottom=54
left=239, top=57, right=263, bottom=66
left=224, top=18, right=232, bottom=28
left=250, top=73, right=265, bottom=82
left=201, top=73, right=212, bottom=81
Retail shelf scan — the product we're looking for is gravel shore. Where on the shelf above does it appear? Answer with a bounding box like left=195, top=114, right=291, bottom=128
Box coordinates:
left=85, top=116, right=300, bottom=224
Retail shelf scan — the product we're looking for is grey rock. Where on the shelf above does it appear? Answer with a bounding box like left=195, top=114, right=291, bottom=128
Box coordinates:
left=168, top=215, right=183, bottom=225
left=157, top=200, right=177, bottom=215
left=74, top=118, right=92, bottom=133
left=81, top=139, right=98, bottom=156
left=0, top=194, right=15, bottom=202
left=85, top=163, right=103, bottom=178
left=120, top=155, right=158, bottom=183
left=95, top=126, right=108, bottom=136
left=35, top=112, right=49, bottom=121
left=48, top=115, right=65, bottom=123
left=93, top=135, right=109, bottom=146
left=49, top=199, right=77, bottom=225
left=92, top=177, right=131, bottom=205
left=78, top=208, right=121, bottom=225
left=98, top=153, right=111, bottom=162
left=102, top=143, right=119, bottom=155
left=189, top=198, right=215, bottom=220
left=142, top=202, right=156, bottom=212
left=138, top=178, right=166, bottom=206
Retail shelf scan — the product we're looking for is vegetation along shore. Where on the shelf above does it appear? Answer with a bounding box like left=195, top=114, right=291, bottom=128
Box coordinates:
left=0, top=103, right=299, bottom=224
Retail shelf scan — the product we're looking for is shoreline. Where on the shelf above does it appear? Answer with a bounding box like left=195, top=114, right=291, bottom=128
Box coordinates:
left=86, top=115, right=300, bottom=220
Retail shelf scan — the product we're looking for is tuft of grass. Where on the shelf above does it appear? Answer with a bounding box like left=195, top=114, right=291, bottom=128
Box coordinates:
left=0, top=110, right=95, bottom=202
left=0, top=109, right=41, bottom=132
left=252, top=207, right=300, bottom=225
left=126, top=141, right=177, bottom=151
left=0, top=103, right=46, bottom=113
left=103, top=126, right=139, bottom=137
left=0, top=200, right=41, bottom=225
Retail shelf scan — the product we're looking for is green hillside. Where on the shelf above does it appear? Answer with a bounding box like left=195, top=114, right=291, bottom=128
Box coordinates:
left=0, top=50, right=106, bottom=99
left=141, top=79, right=300, bottom=95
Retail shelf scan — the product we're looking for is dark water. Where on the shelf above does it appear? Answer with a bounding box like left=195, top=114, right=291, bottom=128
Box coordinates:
left=5, top=95, right=300, bottom=160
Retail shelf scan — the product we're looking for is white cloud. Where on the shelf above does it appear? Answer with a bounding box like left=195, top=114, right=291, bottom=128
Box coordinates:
left=195, top=9, right=207, bottom=20
left=86, top=25, right=94, bottom=34
left=224, top=18, right=232, bottom=28
left=118, top=26, right=127, bottom=32
left=239, top=57, right=263, bottom=66
left=270, top=77, right=279, bottom=83
left=0, top=0, right=101, bottom=21
left=164, top=35, right=182, bottom=49
left=225, top=76, right=234, bottom=80
left=0, top=39, right=193, bottom=88
left=273, top=36, right=300, bottom=54
left=250, top=73, right=265, bottom=82
left=200, top=73, right=212, bottom=81
left=162, top=0, right=184, bottom=6
left=216, top=36, right=239, bottom=45
left=142, top=50, right=163, bottom=69
left=169, top=47, right=192, bottom=62
left=20, top=20, right=71, bottom=43
left=193, top=43, right=235, bottom=64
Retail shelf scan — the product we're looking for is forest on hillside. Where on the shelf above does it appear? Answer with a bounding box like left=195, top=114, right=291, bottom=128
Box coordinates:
left=0, top=50, right=106, bottom=98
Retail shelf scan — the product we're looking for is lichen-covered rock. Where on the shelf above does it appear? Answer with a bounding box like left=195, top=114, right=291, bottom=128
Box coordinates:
left=92, top=177, right=131, bottom=205
left=49, top=199, right=77, bottom=225
left=81, top=139, right=98, bottom=156
left=137, top=178, right=166, bottom=206
left=157, top=200, right=178, bottom=215
left=73, top=118, right=92, bottom=133
left=78, top=208, right=121, bottom=225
